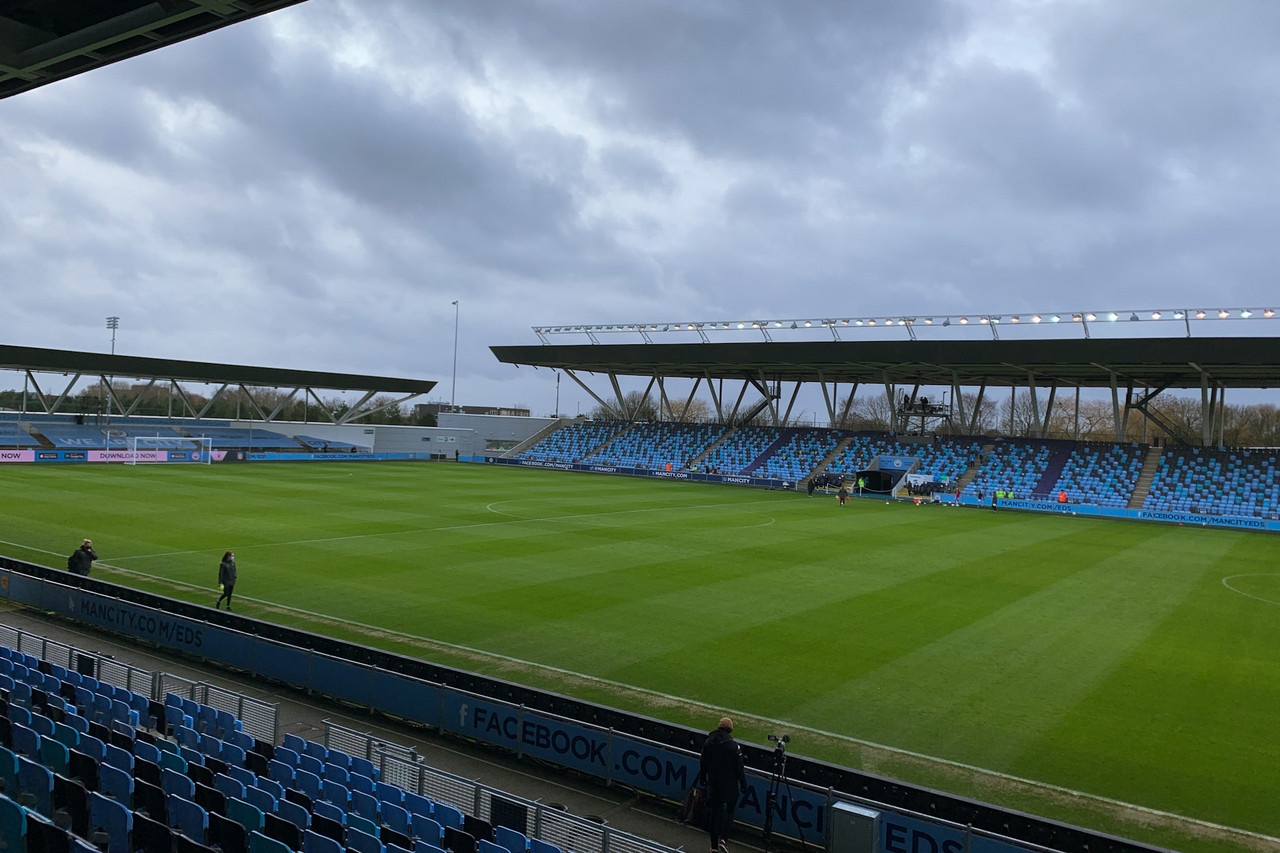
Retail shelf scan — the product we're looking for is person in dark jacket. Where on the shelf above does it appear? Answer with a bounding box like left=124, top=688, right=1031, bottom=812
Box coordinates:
left=68, top=539, right=97, bottom=576
left=216, top=551, right=237, bottom=610
left=697, top=716, right=747, bottom=853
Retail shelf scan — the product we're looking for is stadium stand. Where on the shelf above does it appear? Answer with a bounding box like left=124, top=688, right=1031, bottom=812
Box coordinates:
left=514, top=420, right=628, bottom=464
left=0, top=626, right=679, bottom=853
left=1143, top=446, right=1280, bottom=518
left=1050, top=442, right=1145, bottom=508
left=0, top=422, right=38, bottom=447
left=181, top=427, right=298, bottom=450
left=580, top=421, right=725, bottom=470
left=698, top=425, right=782, bottom=474
left=964, top=439, right=1053, bottom=501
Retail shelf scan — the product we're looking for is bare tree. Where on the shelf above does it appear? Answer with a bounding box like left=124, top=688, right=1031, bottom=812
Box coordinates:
left=590, top=390, right=658, bottom=421
left=664, top=396, right=712, bottom=423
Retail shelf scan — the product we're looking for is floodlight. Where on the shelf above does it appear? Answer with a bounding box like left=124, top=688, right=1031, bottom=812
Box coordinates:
left=1266, top=310, right=1276, bottom=318
left=1031, top=315, right=1042, bottom=323
left=959, top=317, right=969, bottom=324
left=924, top=318, right=933, bottom=325
left=1174, top=311, right=1185, bottom=319
left=854, top=319, right=864, bottom=326
left=841, top=319, right=850, bottom=325
left=1010, top=316, right=1020, bottom=323
left=790, top=322, right=798, bottom=329
left=980, top=317, right=989, bottom=324
left=868, top=319, right=877, bottom=326
left=1241, top=310, right=1253, bottom=318
left=1050, top=315, right=1061, bottom=323
left=1218, top=310, right=1229, bottom=318
left=1072, top=314, right=1082, bottom=322
left=804, top=320, right=812, bottom=327
left=1196, top=310, right=1206, bottom=319
left=737, top=323, right=744, bottom=329
left=1107, top=313, right=1118, bottom=321
left=1150, top=312, right=1161, bottom=319
left=774, top=321, right=783, bottom=327
left=1086, top=313, right=1097, bottom=322
left=942, top=318, right=950, bottom=327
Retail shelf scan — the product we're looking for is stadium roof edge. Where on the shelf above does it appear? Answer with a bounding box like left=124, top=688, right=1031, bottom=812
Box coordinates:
left=0, top=344, right=437, bottom=394
left=490, top=336, right=1280, bottom=390
left=0, top=1, right=313, bottom=101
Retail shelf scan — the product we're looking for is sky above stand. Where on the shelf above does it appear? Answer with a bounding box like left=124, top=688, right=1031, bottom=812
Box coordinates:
left=2, top=1, right=1279, bottom=417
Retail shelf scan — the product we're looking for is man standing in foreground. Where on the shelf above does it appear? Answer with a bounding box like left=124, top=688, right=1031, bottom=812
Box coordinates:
left=698, top=716, right=748, bottom=853
left=68, top=539, right=97, bottom=576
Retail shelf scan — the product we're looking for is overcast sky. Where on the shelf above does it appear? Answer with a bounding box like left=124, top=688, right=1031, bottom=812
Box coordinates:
left=2, top=0, right=1279, bottom=416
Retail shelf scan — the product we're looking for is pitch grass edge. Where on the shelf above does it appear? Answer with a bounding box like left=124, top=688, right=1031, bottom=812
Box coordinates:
left=85, top=560, right=1280, bottom=853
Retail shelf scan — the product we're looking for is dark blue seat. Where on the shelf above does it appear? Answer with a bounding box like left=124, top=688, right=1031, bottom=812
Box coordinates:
left=168, top=793, right=209, bottom=845
left=16, top=754, right=53, bottom=817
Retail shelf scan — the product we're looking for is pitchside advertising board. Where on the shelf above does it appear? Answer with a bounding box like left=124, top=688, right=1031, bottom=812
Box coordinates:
left=0, top=449, right=210, bottom=462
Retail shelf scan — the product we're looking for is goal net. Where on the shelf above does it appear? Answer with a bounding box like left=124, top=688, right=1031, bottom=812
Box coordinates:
left=125, top=435, right=214, bottom=465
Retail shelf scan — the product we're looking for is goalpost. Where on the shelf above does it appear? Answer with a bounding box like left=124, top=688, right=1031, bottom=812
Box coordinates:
left=125, top=435, right=214, bottom=465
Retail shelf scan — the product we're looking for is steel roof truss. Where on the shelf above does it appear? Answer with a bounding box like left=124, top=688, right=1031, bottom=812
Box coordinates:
left=196, top=384, right=230, bottom=419
left=121, top=378, right=159, bottom=418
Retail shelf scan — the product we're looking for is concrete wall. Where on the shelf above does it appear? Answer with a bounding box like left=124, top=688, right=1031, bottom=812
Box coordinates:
left=439, top=413, right=557, bottom=453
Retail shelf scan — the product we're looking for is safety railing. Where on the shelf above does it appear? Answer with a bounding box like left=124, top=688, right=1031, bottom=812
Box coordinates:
left=323, top=719, right=687, bottom=853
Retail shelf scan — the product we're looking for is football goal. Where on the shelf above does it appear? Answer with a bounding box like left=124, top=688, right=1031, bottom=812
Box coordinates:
left=125, top=435, right=214, bottom=465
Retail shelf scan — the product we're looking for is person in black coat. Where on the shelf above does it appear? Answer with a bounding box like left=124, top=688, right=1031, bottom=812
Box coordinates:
left=68, top=539, right=97, bottom=575
left=697, top=716, right=747, bottom=853
left=216, top=551, right=237, bottom=610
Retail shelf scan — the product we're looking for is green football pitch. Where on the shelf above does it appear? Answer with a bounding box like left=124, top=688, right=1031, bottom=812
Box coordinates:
left=2, top=461, right=1278, bottom=852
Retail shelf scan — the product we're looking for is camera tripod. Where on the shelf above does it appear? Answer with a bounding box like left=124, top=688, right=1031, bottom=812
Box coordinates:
left=762, top=734, right=802, bottom=849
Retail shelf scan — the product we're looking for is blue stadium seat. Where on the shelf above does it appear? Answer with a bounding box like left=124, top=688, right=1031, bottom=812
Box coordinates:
left=277, top=796, right=311, bottom=831
left=347, top=824, right=384, bottom=853
left=0, top=794, right=26, bottom=851
left=228, top=796, right=265, bottom=835
left=304, top=829, right=344, bottom=853
left=97, top=760, right=132, bottom=807
left=168, top=793, right=209, bottom=845
left=250, top=829, right=296, bottom=853
left=16, top=755, right=52, bottom=817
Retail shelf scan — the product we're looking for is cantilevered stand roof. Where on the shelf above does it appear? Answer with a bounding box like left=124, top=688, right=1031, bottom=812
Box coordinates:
left=0, top=344, right=436, bottom=394
left=0, top=0, right=311, bottom=100
left=491, top=336, right=1280, bottom=390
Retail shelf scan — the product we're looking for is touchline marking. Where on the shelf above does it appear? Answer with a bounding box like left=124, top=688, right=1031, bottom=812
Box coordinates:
left=0, top=539, right=61, bottom=558
left=81, top=559, right=1279, bottom=844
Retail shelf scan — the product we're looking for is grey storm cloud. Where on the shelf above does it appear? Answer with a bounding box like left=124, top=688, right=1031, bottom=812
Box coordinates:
left=1, top=0, right=1279, bottom=413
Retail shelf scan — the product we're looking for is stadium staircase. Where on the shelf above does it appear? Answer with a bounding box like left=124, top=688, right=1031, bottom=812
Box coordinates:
left=502, top=417, right=580, bottom=458
left=582, top=423, right=631, bottom=462
left=799, top=435, right=853, bottom=489
left=688, top=426, right=735, bottom=469
left=741, top=427, right=800, bottom=475
left=1032, top=443, right=1077, bottom=498
left=25, top=426, right=56, bottom=449
left=1126, top=445, right=1164, bottom=509
left=954, top=445, right=992, bottom=491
